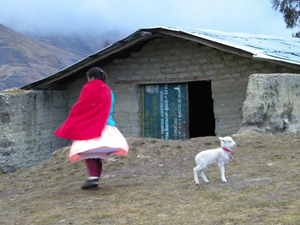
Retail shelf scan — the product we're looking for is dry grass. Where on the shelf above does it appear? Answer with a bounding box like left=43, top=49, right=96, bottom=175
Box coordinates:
left=0, top=134, right=299, bottom=225
left=1, top=88, right=25, bottom=93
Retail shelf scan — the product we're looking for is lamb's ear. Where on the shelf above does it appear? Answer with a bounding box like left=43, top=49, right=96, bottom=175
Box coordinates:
left=219, top=137, right=225, bottom=142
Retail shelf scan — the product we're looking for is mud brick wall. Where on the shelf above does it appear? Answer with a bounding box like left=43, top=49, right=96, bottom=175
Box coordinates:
left=66, top=37, right=296, bottom=137
left=0, top=90, right=69, bottom=173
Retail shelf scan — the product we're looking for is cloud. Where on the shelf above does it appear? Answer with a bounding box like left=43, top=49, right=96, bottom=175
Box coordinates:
left=0, top=0, right=298, bottom=38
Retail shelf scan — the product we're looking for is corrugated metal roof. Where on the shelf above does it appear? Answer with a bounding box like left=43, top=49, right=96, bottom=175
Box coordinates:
left=21, top=26, right=300, bottom=90
left=163, top=26, right=300, bottom=65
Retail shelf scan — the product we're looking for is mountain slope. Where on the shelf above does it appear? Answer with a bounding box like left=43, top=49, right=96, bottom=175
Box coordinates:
left=30, top=33, right=110, bottom=59
left=0, top=24, right=81, bottom=90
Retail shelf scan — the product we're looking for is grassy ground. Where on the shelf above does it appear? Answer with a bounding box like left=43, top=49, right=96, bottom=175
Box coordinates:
left=0, top=134, right=299, bottom=225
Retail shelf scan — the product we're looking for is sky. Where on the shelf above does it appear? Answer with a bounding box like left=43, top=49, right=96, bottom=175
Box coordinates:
left=0, top=0, right=299, bottom=40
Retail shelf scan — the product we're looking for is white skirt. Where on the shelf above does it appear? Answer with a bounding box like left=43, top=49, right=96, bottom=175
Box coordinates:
left=69, top=125, right=129, bottom=162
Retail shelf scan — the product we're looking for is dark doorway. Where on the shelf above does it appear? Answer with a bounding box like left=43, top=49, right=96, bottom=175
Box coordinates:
left=188, top=81, right=215, bottom=137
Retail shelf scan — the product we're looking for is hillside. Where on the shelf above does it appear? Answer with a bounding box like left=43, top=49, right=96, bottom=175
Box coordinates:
left=29, top=32, right=112, bottom=59
left=0, top=134, right=299, bottom=224
left=0, top=24, right=81, bottom=91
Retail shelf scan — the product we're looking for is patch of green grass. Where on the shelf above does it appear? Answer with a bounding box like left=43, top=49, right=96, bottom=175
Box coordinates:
left=55, top=167, right=63, bottom=171
left=68, top=171, right=76, bottom=176
left=289, top=216, right=300, bottom=224
left=154, top=149, right=162, bottom=155
left=201, top=192, right=221, bottom=200
left=255, top=145, right=266, bottom=148
left=248, top=200, right=272, bottom=208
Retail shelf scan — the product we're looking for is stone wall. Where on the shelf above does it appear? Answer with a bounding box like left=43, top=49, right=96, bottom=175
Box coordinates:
left=239, top=74, right=300, bottom=134
left=0, top=90, right=70, bottom=173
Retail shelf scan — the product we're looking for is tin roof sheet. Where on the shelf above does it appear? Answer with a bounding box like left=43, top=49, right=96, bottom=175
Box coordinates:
left=154, top=26, right=300, bottom=65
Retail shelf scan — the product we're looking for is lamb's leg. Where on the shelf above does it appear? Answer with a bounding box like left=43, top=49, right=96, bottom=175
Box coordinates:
left=193, top=166, right=202, bottom=185
left=218, top=162, right=227, bottom=183
left=200, top=171, right=209, bottom=183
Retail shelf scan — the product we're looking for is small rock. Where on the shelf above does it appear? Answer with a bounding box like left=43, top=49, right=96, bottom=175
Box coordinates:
left=110, top=158, right=118, bottom=162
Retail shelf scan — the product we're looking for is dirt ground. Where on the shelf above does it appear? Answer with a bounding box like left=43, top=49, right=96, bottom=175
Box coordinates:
left=0, top=134, right=299, bottom=225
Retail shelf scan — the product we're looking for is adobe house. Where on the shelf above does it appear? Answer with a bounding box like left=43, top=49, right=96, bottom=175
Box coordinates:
left=1, top=26, right=300, bottom=172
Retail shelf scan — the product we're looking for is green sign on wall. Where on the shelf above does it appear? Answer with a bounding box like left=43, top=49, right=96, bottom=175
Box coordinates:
left=142, top=83, right=189, bottom=140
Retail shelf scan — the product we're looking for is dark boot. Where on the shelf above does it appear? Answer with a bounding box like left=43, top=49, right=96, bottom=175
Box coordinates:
left=81, top=178, right=99, bottom=190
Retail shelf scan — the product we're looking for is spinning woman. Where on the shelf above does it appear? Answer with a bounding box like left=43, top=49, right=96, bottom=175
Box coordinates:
left=54, top=67, right=129, bottom=190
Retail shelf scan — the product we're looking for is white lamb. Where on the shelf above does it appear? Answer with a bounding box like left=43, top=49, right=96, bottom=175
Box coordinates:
left=193, top=136, right=237, bottom=185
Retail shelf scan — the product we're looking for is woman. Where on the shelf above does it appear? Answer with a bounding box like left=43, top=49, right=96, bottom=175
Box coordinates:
left=54, top=67, right=129, bottom=190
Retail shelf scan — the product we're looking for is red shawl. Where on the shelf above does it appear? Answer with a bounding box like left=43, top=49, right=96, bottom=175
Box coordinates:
left=54, top=79, right=111, bottom=140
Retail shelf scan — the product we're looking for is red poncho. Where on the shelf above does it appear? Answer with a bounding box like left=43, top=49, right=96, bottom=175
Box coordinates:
left=54, top=79, right=111, bottom=140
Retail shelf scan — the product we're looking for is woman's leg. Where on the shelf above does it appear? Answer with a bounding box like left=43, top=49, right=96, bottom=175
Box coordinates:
left=82, top=158, right=102, bottom=190
left=96, top=159, right=103, bottom=178
left=85, top=158, right=102, bottom=181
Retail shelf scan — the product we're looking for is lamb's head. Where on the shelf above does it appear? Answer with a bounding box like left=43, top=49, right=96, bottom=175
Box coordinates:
left=219, top=136, right=237, bottom=150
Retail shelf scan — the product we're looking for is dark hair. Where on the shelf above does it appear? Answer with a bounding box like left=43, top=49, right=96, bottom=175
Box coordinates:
left=86, top=67, right=107, bottom=83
